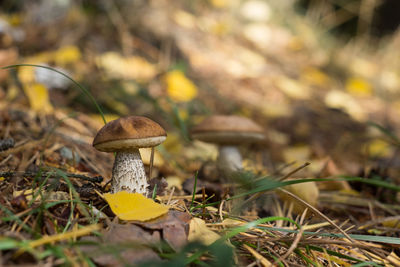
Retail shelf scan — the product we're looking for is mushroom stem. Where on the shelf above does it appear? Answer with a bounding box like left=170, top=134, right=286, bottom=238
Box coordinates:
left=217, top=145, right=243, bottom=177
left=111, top=150, right=148, bottom=195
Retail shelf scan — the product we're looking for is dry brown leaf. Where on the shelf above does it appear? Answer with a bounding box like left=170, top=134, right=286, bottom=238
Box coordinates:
left=135, top=210, right=191, bottom=251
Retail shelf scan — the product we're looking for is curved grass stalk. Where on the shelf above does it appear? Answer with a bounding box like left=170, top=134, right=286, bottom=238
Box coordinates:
left=2, top=64, right=106, bottom=124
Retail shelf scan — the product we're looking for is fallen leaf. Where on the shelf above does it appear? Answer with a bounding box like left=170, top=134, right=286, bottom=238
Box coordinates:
left=164, top=70, right=198, bottom=102
left=173, top=10, right=196, bottom=29
left=282, top=145, right=311, bottom=163
left=349, top=57, right=378, bottom=78
left=380, top=70, right=400, bottom=92
left=135, top=210, right=191, bottom=251
left=81, top=223, right=160, bottom=266
left=54, top=45, right=81, bottom=65
left=165, top=176, right=183, bottom=190
left=275, top=76, right=311, bottom=99
left=140, top=147, right=165, bottom=167
left=365, top=139, right=393, bottom=158
left=188, top=217, right=221, bottom=245
left=346, top=77, right=373, bottom=97
left=209, top=0, right=230, bottom=8
left=324, top=89, right=366, bottom=121
left=278, top=180, right=319, bottom=214
left=22, top=83, right=53, bottom=113
left=104, top=191, right=169, bottom=221
left=381, top=217, right=400, bottom=229
left=96, top=52, right=157, bottom=81
left=300, top=67, right=330, bottom=87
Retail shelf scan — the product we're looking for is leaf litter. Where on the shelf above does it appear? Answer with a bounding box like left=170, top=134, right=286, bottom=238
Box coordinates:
left=1, top=0, right=400, bottom=266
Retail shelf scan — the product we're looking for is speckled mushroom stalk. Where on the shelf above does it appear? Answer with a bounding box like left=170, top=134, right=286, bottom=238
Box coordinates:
left=112, top=150, right=148, bottom=194
left=93, top=116, right=167, bottom=196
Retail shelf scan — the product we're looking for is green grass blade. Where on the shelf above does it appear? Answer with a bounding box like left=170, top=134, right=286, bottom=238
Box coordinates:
left=190, top=171, right=199, bottom=210
left=220, top=216, right=300, bottom=241
left=262, top=227, right=400, bottom=245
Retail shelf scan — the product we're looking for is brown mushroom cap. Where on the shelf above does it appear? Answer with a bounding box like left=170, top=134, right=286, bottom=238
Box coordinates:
left=190, top=115, right=265, bottom=144
left=93, top=116, right=166, bottom=152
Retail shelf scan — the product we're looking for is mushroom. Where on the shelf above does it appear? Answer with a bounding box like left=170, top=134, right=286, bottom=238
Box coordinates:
left=93, top=116, right=166, bottom=195
left=190, top=115, right=265, bottom=178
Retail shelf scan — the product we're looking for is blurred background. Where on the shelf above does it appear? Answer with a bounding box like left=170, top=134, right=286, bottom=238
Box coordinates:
left=1, top=0, right=400, bottom=184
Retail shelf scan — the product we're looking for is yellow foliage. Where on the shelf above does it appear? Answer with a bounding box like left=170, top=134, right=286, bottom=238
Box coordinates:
left=162, top=132, right=183, bottom=154
left=104, top=191, right=169, bottom=221
left=96, top=52, right=157, bottom=81
left=165, top=70, right=198, bottom=102
left=140, top=147, right=165, bottom=166
left=54, top=45, right=81, bottom=65
left=275, top=76, right=310, bottom=99
left=324, top=90, right=366, bottom=121
left=173, top=10, right=196, bottom=29
left=22, top=83, right=53, bottom=113
left=346, top=77, right=373, bottom=97
left=382, top=218, right=400, bottom=229
left=19, top=66, right=35, bottom=84
left=366, top=139, right=392, bottom=157
left=91, top=114, right=120, bottom=126
left=209, top=0, right=229, bottom=8
left=278, top=181, right=319, bottom=214
left=301, top=67, right=330, bottom=87
left=6, top=85, right=19, bottom=101
left=282, top=145, right=311, bottom=163
left=188, top=218, right=221, bottom=245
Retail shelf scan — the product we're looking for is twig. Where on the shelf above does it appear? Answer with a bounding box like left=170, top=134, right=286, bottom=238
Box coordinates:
left=278, top=162, right=310, bottom=181
left=149, top=147, right=154, bottom=180
left=0, top=171, right=103, bottom=183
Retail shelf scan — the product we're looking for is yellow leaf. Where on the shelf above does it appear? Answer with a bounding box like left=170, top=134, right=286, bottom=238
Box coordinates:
left=382, top=217, right=400, bottom=229
left=346, top=77, right=373, bottom=97
left=188, top=218, right=221, bottom=245
left=96, top=52, right=157, bottom=81
left=91, top=113, right=120, bottom=127
left=282, top=145, right=311, bottom=163
left=6, top=85, right=19, bottom=101
left=104, top=191, right=169, bottom=221
left=324, top=90, right=366, bottom=121
left=164, top=70, right=198, bottom=102
left=301, top=67, right=330, bottom=87
left=139, top=147, right=164, bottom=167
left=13, top=189, right=36, bottom=201
left=19, top=66, right=35, bottom=84
left=54, top=45, right=81, bottom=65
left=173, top=10, right=196, bottom=29
left=23, top=83, right=53, bottom=113
left=366, top=139, right=392, bottom=157
left=278, top=181, right=319, bottom=214
left=275, top=76, right=310, bottom=99
left=165, top=176, right=183, bottom=190
left=209, top=0, right=229, bottom=8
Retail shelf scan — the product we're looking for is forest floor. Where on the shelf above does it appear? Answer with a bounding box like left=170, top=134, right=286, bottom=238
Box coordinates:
left=1, top=1, right=400, bottom=266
